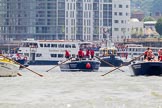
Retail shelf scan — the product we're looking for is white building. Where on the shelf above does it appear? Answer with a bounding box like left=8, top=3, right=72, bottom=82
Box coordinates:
left=144, top=21, right=159, bottom=36
left=0, top=0, right=130, bottom=42
left=130, top=18, right=144, bottom=37
left=112, top=0, right=131, bottom=42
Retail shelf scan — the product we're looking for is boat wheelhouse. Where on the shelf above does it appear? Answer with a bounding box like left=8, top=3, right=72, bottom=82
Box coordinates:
left=18, top=39, right=80, bottom=65
left=98, top=46, right=123, bottom=67
left=99, top=47, right=117, bottom=57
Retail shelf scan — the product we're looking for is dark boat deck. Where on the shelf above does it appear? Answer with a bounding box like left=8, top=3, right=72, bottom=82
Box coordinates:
left=99, top=55, right=123, bottom=67
left=131, top=62, right=162, bottom=76
left=59, top=59, right=101, bottom=72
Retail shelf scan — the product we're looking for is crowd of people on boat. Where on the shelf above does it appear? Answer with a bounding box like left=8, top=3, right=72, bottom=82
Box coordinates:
left=65, top=49, right=95, bottom=60
left=144, top=48, right=162, bottom=61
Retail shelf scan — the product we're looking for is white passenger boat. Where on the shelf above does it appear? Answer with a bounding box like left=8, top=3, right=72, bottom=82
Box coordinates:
left=0, top=57, right=19, bottom=77
left=117, top=44, right=159, bottom=62
left=17, top=39, right=80, bottom=65
left=17, top=39, right=102, bottom=65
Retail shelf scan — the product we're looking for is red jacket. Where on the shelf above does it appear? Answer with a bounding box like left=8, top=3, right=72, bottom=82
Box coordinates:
left=90, top=50, right=94, bottom=56
left=86, top=50, right=90, bottom=56
left=65, top=50, right=70, bottom=57
left=78, top=50, right=84, bottom=57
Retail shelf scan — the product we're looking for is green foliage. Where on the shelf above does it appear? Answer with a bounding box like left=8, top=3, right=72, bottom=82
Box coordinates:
left=155, top=18, right=162, bottom=35
left=143, top=16, right=155, bottom=21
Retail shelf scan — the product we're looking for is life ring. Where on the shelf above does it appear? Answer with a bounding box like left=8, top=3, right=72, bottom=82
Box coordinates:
left=24, top=56, right=27, bottom=60
left=86, top=63, right=91, bottom=69
left=17, top=56, right=21, bottom=60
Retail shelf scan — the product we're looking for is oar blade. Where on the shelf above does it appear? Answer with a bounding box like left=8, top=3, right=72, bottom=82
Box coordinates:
left=17, top=73, right=22, bottom=76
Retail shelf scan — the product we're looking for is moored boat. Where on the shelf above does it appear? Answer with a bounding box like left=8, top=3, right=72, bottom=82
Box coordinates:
left=98, top=42, right=123, bottom=67
left=59, top=58, right=101, bottom=72
left=130, top=61, right=162, bottom=76
left=0, top=57, right=19, bottom=77
left=17, top=39, right=100, bottom=65
left=6, top=53, right=29, bottom=68
left=17, top=39, right=80, bottom=65
left=117, top=44, right=159, bottom=61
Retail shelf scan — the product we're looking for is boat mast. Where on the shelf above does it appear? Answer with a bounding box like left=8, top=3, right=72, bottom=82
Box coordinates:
left=105, top=27, right=112, bottom=48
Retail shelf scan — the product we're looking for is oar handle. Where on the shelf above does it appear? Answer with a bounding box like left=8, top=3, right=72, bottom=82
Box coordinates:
left=95, top=56, right=124, bottom=72
left=46, top=57, right=73, bottom=72
left=101, top=65, right=123, bottom=76
left=17, top=73, right=22, bottom=76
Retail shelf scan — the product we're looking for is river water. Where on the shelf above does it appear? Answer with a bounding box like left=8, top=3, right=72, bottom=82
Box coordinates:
left=0, top=66, right=162, bottom=108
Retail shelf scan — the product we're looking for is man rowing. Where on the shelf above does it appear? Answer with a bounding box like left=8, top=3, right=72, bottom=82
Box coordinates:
left=158, top=48, right=162, bottom=61
left=144, top=48, right=155, bottom=61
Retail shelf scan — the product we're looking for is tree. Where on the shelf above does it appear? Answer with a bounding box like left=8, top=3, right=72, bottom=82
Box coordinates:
left=155, top=18, right=162, bottom=35
left=143, top=16, right=155, bottom=21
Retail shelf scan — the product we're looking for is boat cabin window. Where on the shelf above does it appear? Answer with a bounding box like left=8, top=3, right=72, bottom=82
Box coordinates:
left=72, top=54, right=75, bottom=58
left=114, top=50, right=117, bottom=54
left=40, top=44, right=43, bottom=47
left=51, top=54, right=57, bottom=57
left=100, top=49, right=117, bottom=56
left=51, top=44, right=57, bottom=48
left=44, top=44, right=50, bottom=47
left=108, top=50, right=112, bottom=54
left=58, top=44, right=64, bottom=48
left=36, top=53, right=42, bottom=57
left=21, top=42, right=38, bottom=48
left=72, top=44, right=76, bottom=48
left=154, top=53, right=158, bottom=56
left=18, top=53, right=23, bottom=55
left=24, top=53, right=29, bottom=57
left=65, top=44, right=71, bottom=48
left=58, top=54, right=63, bottom=58
left=21, top=43, right=29, bottom=47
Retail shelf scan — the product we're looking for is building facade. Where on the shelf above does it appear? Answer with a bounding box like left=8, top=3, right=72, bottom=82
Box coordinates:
left=0, top=0, right=130, bottom=42
left=112, top=0, right=130, bottom=42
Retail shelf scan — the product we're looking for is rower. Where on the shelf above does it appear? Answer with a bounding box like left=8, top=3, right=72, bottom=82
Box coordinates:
left=144, top=48, right=150, bottom=60
left=146, top=49, right=155, bottom=61
left=158, top=48, right=162, bottom=61
left=65, top=50, right=70, bottom=59
left=78, top=49, right=84, bottom=60
left=90, top=49, right=94, bottom=59
left=86, top=49, right=90, bottom=58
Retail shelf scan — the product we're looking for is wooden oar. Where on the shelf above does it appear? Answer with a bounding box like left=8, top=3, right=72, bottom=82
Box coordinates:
left=95, top=56, right=124, bottom=72
left=46, top=57, right=73, bottom=72
left=17, top=72, right=22, bottom=76
left=0, top=54, right=43, bottom=77
left=101, top=54, right=144, bottom=76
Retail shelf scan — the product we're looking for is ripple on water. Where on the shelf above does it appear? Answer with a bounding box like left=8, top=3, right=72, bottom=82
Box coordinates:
left=0, top=66, right=162, bottom=108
